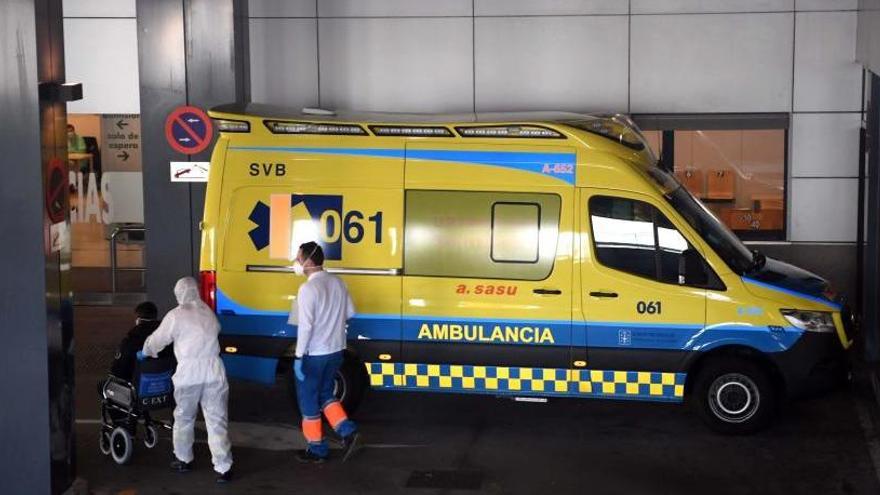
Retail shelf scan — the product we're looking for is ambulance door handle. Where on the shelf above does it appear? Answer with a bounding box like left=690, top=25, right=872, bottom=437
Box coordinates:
left=533, top=288, right=562, bottom=295
left=589, top=291, right=618, bottom=298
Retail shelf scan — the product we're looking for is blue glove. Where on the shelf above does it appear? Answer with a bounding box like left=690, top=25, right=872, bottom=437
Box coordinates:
left=136, top=350, right=147, bottom=361
left=294, top=358, right=305, bottom=381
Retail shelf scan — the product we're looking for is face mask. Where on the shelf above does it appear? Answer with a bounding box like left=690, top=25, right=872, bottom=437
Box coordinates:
left=293, top=262, right=305, bottom=277
left=293, top=245, right=319, bottom=277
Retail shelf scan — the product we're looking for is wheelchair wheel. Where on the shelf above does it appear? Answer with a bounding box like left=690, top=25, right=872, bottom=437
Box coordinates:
left=99, top=430, right=112, bottom=456
left=143, top=424, right=159, bottom=449
left=110, top=427, right=133, bottom=465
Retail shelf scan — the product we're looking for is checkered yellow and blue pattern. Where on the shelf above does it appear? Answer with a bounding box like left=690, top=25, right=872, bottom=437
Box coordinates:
left=366, top=362, right=686, bottom=402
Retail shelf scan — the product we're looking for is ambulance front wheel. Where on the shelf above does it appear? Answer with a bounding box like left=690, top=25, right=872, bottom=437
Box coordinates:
left=692, top=357, right=777, bottom=435
left=334, top=357, right=368, bottom=415
left=287, top=355, right=368, bottom=418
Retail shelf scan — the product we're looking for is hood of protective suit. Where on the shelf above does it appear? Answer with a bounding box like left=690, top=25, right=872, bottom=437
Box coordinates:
left=174, top=277, right=206, bottom=307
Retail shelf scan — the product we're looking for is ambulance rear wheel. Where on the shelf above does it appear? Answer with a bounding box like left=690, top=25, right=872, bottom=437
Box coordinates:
left=692, top=357, right=776, bottom=435
left=110, top=427, right=133, bottom=465
left=336, top=357, right=367, bottom=415
left=286, top=356, right=367, bottom=417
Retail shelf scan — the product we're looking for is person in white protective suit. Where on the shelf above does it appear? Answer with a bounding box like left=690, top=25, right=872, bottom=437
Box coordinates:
left=141, top=276, right=234, bottom=483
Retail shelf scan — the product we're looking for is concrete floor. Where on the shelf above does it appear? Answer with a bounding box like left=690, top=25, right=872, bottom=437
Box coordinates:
left=74, top=306, right=880, bottom=495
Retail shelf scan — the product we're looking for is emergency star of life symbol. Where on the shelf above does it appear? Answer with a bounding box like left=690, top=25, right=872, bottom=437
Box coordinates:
left=247, top=194, right=343, bottom=260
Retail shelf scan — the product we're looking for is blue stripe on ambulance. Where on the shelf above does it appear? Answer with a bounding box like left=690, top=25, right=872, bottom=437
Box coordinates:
left=217, top=288, right=288, bottom=317
left=227, top=146, right=577, bottom=184
left=584, top=321, right=803, bottom=353
left=218, top=285, right=804, bottom=354
left=742, top=276, right=842, bottom=310
left=215, top=291, right=804, bottom=396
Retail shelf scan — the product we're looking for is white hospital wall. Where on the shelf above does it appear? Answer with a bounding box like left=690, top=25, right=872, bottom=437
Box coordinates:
left=63, top=1, right=139, bottom=114
left=249, top=1, right=861, bottom=243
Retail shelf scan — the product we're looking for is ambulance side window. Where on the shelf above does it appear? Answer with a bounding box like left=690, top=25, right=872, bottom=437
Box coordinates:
left=405, top=190, right=560, bottom=281
left=589, top=195, right=695, bottom=285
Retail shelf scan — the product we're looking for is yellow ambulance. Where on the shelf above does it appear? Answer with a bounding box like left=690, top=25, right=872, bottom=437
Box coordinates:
left=200, top=103, right=852, bottom=433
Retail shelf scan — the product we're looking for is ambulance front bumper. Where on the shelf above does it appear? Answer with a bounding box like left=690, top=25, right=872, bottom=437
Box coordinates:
left=770, top=329, right=850, bottom=399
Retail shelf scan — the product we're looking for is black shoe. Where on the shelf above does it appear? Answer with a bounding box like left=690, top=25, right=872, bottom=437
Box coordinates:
left=295, top=449, right=326, bottom=464
left=216, top=469, right=233, bottom=483
left=341, top=432, right=360, bottom=462
left=170, top=458, right=193, bottom=472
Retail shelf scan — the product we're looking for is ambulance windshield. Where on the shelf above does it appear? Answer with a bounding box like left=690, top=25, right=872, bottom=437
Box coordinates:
left=669, top=186, right=755, bottom=274
left=647, top=166, right=755, bottom=274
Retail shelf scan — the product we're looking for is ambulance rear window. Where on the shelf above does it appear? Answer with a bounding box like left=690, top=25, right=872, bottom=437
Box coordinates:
left=404, top=190, right=560, bottom=281
left=491, top=202, right=540, bottom=263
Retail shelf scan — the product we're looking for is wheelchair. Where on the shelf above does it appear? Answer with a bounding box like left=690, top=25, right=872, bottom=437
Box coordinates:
left=98, top=357, right=175, bottom=465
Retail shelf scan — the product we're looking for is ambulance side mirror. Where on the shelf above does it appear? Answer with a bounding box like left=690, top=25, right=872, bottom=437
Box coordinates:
left=679, top=249, right=708, bottom=287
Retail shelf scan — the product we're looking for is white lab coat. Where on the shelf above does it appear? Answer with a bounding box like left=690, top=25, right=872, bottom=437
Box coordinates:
left=143, top=277, right=232, bottom=474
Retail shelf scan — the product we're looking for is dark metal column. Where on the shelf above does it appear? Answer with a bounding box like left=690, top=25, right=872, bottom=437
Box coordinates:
left=185, top=0, right=250, bottom=275
left=136, top=0, right=190, bottom=312
left=660, top=130, right=675, bottom=172
left=865, top=72, right=880, bottom=363
left=137, top=0, right=249, bottom=311
left=0, top=0, right=74, bottom=492
left=36, top=0, right=76, bottom=489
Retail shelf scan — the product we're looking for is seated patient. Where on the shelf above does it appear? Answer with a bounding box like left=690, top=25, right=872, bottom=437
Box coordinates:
left=109, top=301, right=172, bottom=381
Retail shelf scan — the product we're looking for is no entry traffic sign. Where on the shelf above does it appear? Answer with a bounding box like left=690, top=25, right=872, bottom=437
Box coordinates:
left=164, top=106, right=213, bottom=155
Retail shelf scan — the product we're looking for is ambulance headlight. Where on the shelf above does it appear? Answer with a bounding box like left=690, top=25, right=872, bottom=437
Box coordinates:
left=780, top=309, right=836, bottom=333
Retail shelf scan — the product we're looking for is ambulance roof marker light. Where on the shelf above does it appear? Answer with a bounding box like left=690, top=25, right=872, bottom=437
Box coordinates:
left=369, top=125, right=454, bottom=137
left=302, top=107, right=336, bottom=116
left=264, top=120, right=368, bottom=136
left=455, top=125, right=564, bottom=139
left=564, top=117, right=647, bottom=152
left=215, top=118, right=250, bottom=133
